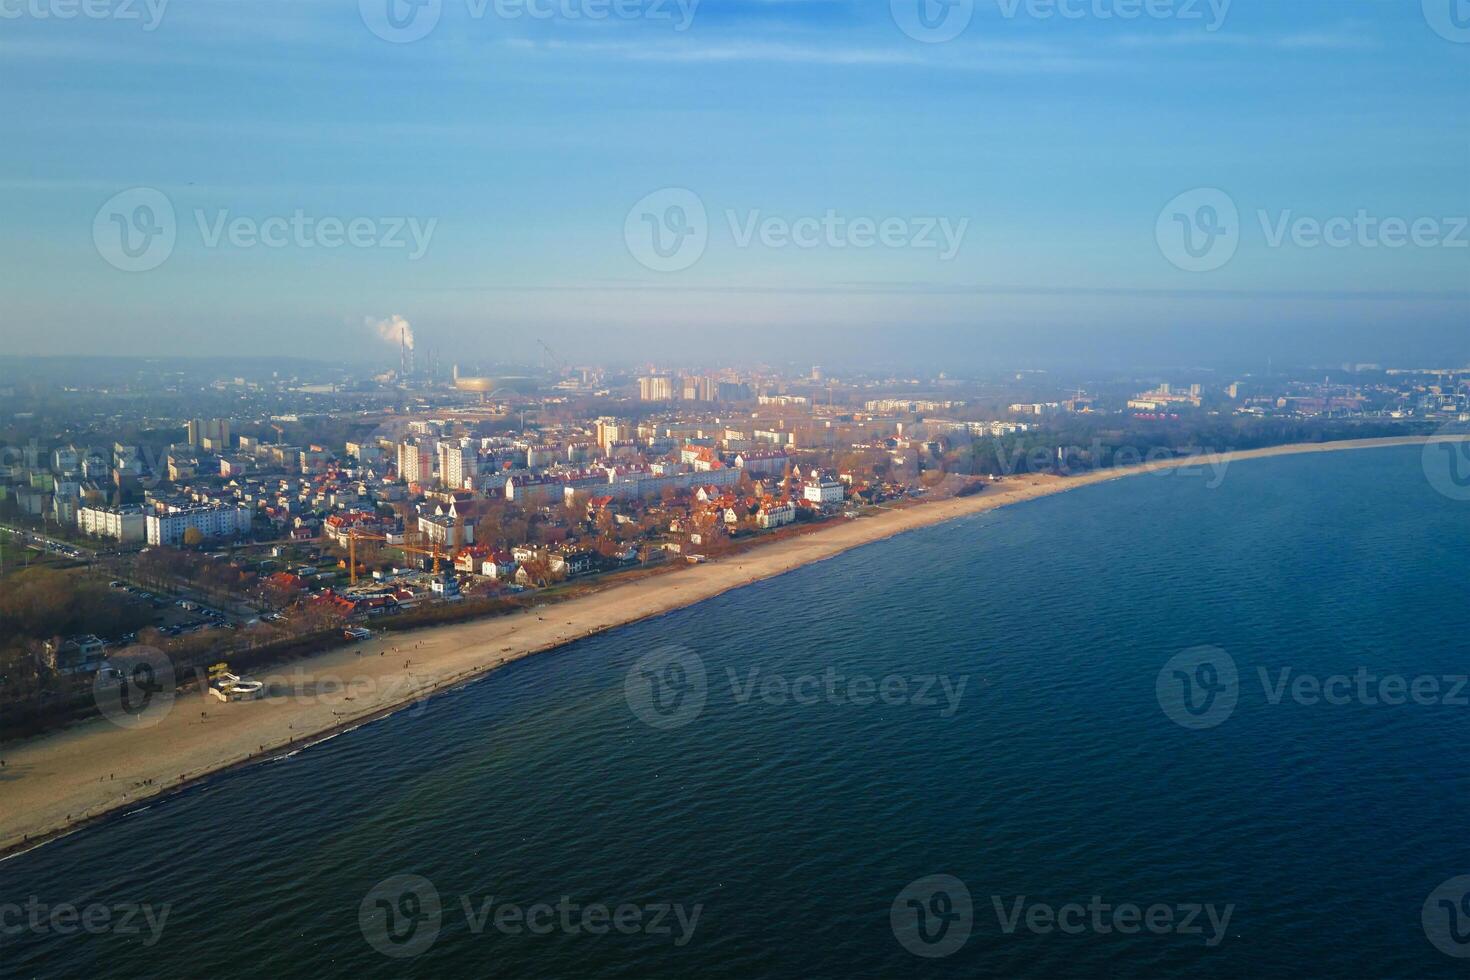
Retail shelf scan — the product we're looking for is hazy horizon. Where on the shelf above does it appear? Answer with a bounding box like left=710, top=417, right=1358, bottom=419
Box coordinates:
left=2, top=0, right=1467, bottom=366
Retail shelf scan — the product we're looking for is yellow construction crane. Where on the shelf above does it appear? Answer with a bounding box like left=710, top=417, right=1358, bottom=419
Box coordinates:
left=346, top=527, right=455, bottom=584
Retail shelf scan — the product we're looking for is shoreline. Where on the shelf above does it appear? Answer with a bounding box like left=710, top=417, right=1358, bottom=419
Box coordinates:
left=1, top=434, right=1460, bottom=859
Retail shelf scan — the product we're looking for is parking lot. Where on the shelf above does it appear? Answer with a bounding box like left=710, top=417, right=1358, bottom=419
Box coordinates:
left=108, top=582, right=238, bottom=641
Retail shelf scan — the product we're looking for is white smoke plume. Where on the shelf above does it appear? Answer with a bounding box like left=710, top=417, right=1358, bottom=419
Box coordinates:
left=368, top=314, right=414, bottom=350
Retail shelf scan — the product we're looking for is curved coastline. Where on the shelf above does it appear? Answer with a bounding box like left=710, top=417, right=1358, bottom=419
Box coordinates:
left=1, top=434, right=1462, bottom=858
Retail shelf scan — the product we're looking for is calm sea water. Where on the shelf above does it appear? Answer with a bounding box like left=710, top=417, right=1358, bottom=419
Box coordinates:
left=3, top=446, right=1469, bottom=979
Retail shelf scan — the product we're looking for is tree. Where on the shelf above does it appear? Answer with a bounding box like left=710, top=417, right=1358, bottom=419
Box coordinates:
left=518, top=556, right=554, bottom=588
left=183, top=527, right=205, bottom=547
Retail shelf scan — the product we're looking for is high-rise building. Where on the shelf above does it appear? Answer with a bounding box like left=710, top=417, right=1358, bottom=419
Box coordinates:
left=51, top=445, right=80, bottom=475
left=594, top=419, right=626, bottom=454
left=639, top=376, right=675, bottom=402
left=113, top=443, right=144, bottom=476
left=187, top=418, right=231, bottom=449
left=682, top=375, right=718, bottom=402
left=397, top=440, right=433, bottom=485
left=717, top=381, right=752, bottom=403
left=438, top=441, right=472, bottom=490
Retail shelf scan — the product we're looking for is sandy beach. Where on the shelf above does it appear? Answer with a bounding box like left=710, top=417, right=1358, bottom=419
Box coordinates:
left=1, top=434, right=1460, bottom=857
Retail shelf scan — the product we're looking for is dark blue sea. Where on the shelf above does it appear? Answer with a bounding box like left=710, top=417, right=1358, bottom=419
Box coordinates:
left=3, top=445, right=1469, bottom=978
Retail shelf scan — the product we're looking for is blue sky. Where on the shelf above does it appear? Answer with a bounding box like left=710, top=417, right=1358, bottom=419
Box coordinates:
left=1, top=0, right=1466, bottom=369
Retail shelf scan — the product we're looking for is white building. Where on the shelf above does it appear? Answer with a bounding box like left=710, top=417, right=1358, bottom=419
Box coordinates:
left=802, top=476, right=845, bottom=508
left=639, top=375, right=675, bottom=402
left=51, top=445, right=80, bottom=475
left=757, top=500, right=796, bottom=528
left=397, top=440, right=433, bottom=485
left=146, top=504, right=253, bottom=546
left=734, top=450, right=790, bottom=475
left=78, top=505, right=148, bottom=543
left=438, top=442, right=473, bottom=490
